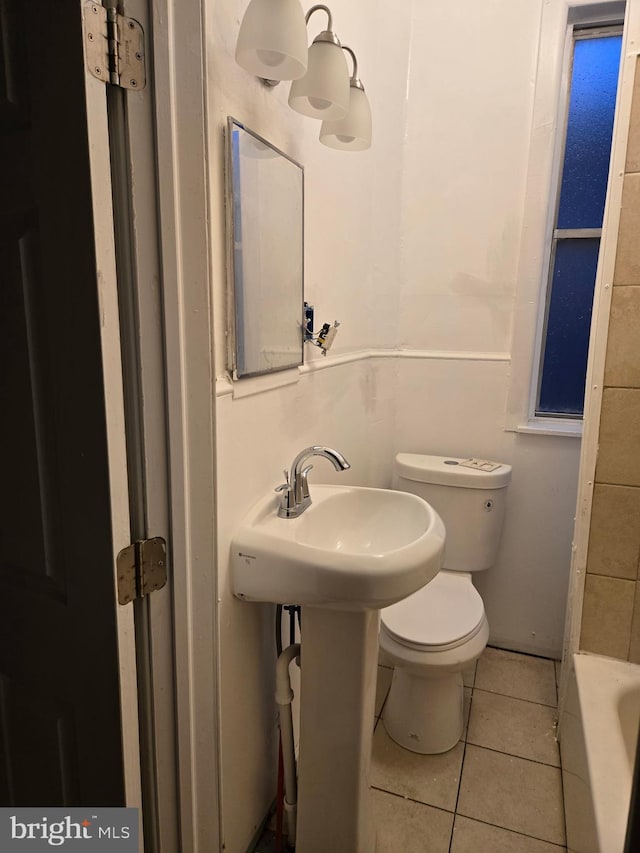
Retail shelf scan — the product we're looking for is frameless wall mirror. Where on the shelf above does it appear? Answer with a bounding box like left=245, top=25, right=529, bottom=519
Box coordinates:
left=226, top=117, right=304, bottom=379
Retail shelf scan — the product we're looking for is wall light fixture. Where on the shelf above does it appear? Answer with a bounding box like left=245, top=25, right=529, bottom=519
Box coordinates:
left=320, top=46, right=371, bottom=150
left=235, top=0, right=371, bottom=151
left=287, top=5, right=349, bottom=121
left=235, top=0, right=308, bottom=81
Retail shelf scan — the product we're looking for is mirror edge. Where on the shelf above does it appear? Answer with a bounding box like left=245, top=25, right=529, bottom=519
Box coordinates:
left=224, top=116, right=306, bottom=381
left=225, top=116, right=240, bottom=379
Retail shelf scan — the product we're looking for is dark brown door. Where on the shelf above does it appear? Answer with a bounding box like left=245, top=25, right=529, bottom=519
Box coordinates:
left=0, top=0, right=126, bottom=805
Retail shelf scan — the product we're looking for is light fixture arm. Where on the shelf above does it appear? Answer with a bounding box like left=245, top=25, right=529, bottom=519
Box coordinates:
left=305, top=4, right=341, bottom=47
left=305, top=4, right=333, bottom=29
left=341, top=45, right=365, bottom=91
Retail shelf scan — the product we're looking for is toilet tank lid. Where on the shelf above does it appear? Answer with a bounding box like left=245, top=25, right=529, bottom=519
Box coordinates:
left=396, top=453, right=512, bottom=489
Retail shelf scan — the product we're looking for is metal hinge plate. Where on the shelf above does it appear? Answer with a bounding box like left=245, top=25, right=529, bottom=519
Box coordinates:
left=83, top=2, right=146, bottom=91
left=117, top=537, right=167, bottom=605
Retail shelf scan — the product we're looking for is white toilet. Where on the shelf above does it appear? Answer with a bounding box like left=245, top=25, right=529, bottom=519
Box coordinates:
left=380, top=453, right=512, bottom=754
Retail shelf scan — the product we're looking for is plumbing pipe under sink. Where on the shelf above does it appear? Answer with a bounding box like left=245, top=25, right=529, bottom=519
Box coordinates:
left=276, top=642, right=301, bottom=845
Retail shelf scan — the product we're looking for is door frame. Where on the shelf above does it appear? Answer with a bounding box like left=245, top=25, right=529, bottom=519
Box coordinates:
left=101, top=0, right=179, bottom=845
left=95, top=0, right=220, bottom=846
left=82, top=14, right=143, bottom=817
left=134, top=0, right=221, bottom=850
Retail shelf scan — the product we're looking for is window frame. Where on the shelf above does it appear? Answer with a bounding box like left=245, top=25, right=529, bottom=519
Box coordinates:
left=505, top=0, right=626, bottom=438
left=534, top=23, right=623, bottom=420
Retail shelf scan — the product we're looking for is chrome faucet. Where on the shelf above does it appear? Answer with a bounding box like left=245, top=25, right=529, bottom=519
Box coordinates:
left=275, top=445, right=351, bottom=518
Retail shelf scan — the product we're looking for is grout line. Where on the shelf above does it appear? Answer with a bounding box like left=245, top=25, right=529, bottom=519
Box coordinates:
left=485, top=644, right=560, bottom=664
left=372, top=782, right=567, bottom=852
left=453, top=812, right=567, bottom=849
left=449, top=707, right=472, bottom=853
left=464, top=737, right=561, bottom=769
left=625, top=581, right=640, bottom=661
left=370, top=784, right=456, bottom=817
left=376, top=671, right=393, bottom=722
left=556, top=707, right=568, bottom=849
left=463, top=662, right=477, bottom=690
left=472, top=684, right=558, bottom=709
left=449, top=814, right=457, bottom=853
left=464, top=741, right=561, bottom=770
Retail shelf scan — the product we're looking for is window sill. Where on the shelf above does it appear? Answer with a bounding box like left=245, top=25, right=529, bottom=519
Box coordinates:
left=512, top=419, right=583, bottom=438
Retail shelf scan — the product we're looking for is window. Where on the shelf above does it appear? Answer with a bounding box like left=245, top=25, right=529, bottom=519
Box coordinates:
left=536, top=27, right=622, bottom=418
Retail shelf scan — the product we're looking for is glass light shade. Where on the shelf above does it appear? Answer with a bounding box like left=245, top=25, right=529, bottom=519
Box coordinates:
left=288, top=40, right=350, bottom=120
left=235, top=0, right=308, bottom=81
left=320, top=85, right=372, bottom=151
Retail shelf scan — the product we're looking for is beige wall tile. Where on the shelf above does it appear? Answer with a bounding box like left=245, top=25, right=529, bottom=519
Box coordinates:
left=604, top=286, right=640, bottom=387
left=614, top=174, right=640, bottom=285
left=629, top=588, right=640, bottom=663
left=596, top=388, right=640, bottom=486
left=626, top=57, right=640, bottom=173
left=580, top=574, right=635, bottom=659
left=586, top=484, right=640, bottom=579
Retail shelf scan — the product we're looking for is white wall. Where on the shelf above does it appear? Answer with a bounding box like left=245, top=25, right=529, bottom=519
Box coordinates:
left=399, top=0, right=541, bottom=353
left=393, top=0, right=581, bottom=659
left=205, top=0, right=581, bottom=849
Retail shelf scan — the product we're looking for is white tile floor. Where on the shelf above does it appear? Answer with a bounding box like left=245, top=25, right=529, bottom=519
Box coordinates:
left=372, top=646, right=566, bottom=852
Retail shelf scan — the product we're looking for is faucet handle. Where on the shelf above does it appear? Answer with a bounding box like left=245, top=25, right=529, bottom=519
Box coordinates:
left=275, top=470, right=296, bottom=516
left=274, top=469, right=290, bottom=490
left=274, top=477, right=291, bottom=496
left=299, top=464, right=314, bottom=501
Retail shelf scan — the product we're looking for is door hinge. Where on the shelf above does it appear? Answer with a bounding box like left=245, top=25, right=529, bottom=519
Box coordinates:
left=83, top=2, right=146, bottom=91
left=117, top=537, right=167, bottom=605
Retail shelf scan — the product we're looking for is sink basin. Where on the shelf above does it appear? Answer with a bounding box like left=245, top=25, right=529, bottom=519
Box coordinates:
left=231, top=484, right=445, bottom=611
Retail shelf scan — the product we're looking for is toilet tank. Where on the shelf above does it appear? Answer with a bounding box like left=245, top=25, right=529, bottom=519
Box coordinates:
left=394, top=453, right=512, bottom=572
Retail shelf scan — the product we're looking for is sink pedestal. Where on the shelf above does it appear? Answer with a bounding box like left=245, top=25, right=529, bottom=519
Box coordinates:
left=296, top=607, right=379, bottom=853
left=231, top=483, right=445, bottom=848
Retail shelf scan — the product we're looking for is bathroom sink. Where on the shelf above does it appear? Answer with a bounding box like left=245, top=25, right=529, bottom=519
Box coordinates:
left=231, top=484, right=445, bottom=611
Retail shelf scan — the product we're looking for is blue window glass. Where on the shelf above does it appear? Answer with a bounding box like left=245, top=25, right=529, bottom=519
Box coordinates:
left=538, top=239, right=600, bottom=415
left=537, top=30, right=622, bottom=418
left=557, top=35, right=622, bottom=229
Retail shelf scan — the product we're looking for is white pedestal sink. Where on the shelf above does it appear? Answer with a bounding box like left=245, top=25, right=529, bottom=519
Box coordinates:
left=231, top=484, right=445, bottom=852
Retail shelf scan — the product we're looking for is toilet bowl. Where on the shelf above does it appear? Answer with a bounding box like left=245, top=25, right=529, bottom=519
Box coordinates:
left=380, top=571, right=489, bottom=753
left=380, top=453, right=511, bottom=754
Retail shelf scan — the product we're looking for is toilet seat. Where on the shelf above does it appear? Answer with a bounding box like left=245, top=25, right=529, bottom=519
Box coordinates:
left=381, top=571, right=485, bottom=652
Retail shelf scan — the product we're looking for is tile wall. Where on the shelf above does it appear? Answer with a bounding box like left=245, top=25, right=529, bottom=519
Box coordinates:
left=580, top=58, right=640, bottom=660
